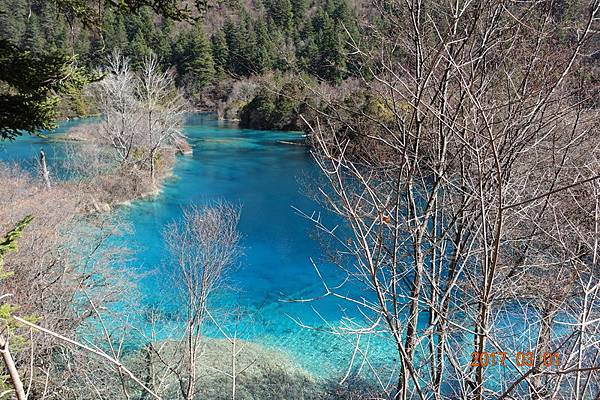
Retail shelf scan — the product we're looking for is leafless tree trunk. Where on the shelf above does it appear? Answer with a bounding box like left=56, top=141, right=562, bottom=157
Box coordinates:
left=38, top=149, right=50, bottom=189
left=0, top=335, right=26, bottom=400
left=137, top=54, right=185, bottom=187
left=164, top=203, right=241, bottom=400
left=94, top=50, right=141, bottom=165
left=297, top=0, right=600, bottom=398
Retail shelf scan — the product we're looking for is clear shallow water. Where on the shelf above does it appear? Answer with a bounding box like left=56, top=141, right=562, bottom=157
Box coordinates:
left=0, top=114, right=396, bottom=377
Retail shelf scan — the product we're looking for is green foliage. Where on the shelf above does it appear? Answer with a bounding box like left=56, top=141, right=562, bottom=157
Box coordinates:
left=0, top=0, right=210, bottom=138
left=174, top=27, right=216, bottom=90
left=291, top=0, right=308, bottom=24
left=239, top=93, right=276, bottom=129
left=265, top=0, right=293, bottom=31
left=212, top=0, right=359, bottom=81
left=0, top=0, right=361, bottom=133
left=0, top=304, right=13, bottom=320
left=211, top=30, right=229, bottom=76
left=0, top=2, right=27, bottom=40
left=253, top=20, right=275, bottom=73
left=51, top=0, right=208, bottom=25
left=2, top=0, right=360, bottom=84
left=239, top=79, right=308, bottom=130
left=222, top=16, right=253, bottom=76
left=0, top=216, right=33, bottom=332
left=0, top=216, right=33, bottom=267
left=222, top=19, right=240, bottom=74
left=0, top=39, right=94, bottom=139
left=298, top=0, right=359, bottom=83
left=20, top=13, right=44, bottom=51
left=102, top=9, right=129, bottom=55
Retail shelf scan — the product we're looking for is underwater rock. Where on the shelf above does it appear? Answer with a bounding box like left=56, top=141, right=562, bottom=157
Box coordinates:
left=130, top=338, right=323, bottom=400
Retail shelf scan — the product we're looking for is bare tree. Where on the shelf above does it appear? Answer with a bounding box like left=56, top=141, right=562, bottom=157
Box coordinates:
left=94, top=51, right=185, bottom=186
left=137, top=54, right=186, bottom=185
left=163, top=203, right=241, bottom=400
left=94, top=50, right=142, bottom=166
left=297, top=0, right=600, bottom=398
left=38, top=149, right=50, bottom=189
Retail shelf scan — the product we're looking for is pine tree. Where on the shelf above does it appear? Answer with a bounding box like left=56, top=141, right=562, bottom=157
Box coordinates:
left=187, top=28, right=216, bottom=88
left=265, top=0, right=293, bottom=31
left=39, top=4, right=58, bottom=50
left=297, top=24, right=319, bottom=73
left=238, top=13, right=257, bottom=75
left=270, top=26, right=292, bottom=71
left=21, top=14, right=44, bottom=51
left=211, top=30, right=229, bottom=76
left=52, top=19, right=70, bottom=53
left=291, top=0, right=308, bottom=25
left=73, top=29, right=92, bottom=64
left=0, top=39, right=92, bottom=139
left=327, top=0, right=359, bottom=78
left=103, top=10, right=128, bottom=54
left=174, top=27, right=216, bottom=92
left=152, top=23, right=172, bottom=65
left=0, top=0, right=27, bottom=42
left=223, top=18, right=242, bottom=75
left=306, top=8, right=348, bottom=83
left=252, top=20, right=273, bottom=73
left=128, top=31, right=151, bottom=68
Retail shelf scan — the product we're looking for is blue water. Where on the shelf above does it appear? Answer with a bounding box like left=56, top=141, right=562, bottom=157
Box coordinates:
left=1, top=114, right=396, bottom=377
left=0, top=119, right=85, bottom=171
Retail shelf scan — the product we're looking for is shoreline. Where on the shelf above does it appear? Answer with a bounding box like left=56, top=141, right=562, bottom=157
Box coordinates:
left=58, top=122, right=192, bottom=213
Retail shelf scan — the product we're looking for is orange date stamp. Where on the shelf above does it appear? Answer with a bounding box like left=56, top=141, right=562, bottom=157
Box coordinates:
left=470, top=351, right=560, bottom=367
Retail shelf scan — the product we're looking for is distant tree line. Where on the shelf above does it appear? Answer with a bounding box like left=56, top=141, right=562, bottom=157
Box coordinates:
left=0, top=0, right=358, bottom=89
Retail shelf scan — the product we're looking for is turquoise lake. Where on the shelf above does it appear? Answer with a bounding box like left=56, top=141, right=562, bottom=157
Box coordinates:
left=0, top=114, right=394, bottom=378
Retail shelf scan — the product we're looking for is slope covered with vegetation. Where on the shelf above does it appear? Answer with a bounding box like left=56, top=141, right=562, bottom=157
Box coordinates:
left=3, top=0, right=600, bottom=399
left=0, top=0, right=360, bottom=130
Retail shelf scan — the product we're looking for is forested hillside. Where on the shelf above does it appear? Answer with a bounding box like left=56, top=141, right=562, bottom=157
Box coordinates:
left=4, top=1, right=600, bottom=399
left=0, top=0, right=360, bottom=128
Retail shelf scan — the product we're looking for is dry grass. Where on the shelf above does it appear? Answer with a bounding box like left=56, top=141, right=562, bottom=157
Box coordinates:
left=62, top=123, right=182, bottom=210
left=0, top=163, right=138, bottom=397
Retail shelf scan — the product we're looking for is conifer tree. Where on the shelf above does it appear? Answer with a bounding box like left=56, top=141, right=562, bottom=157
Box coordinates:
left=291, top=0, right=308, bottom=24
left=128, top=31, right=152, bottom=68
left=103, top=10, right=128, bottom=55
left=265, top=0, right=293, bottom=31
left=0, top=39, right=91, bottom=139
left=211, top=30, right=229, bottom=76
left=223, top=18, right=242, bottom=75
left=0, top=0, right=26, bottom=41
left=174, top=27, right=216, bottom=90
left=253, top=20, right=274, bottom=73
left=20, top=14, right=44, bottom=51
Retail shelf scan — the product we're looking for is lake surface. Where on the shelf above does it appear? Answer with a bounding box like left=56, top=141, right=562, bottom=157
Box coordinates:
left=0, top=114, right=394, bottom=377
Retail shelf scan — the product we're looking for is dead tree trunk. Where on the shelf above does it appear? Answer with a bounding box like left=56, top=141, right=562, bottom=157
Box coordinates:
left=38, top=149, right=50, bottom=189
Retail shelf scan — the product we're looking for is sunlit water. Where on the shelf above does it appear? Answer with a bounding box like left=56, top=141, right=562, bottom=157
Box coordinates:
left=0, top=114, right=396, bottom=378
